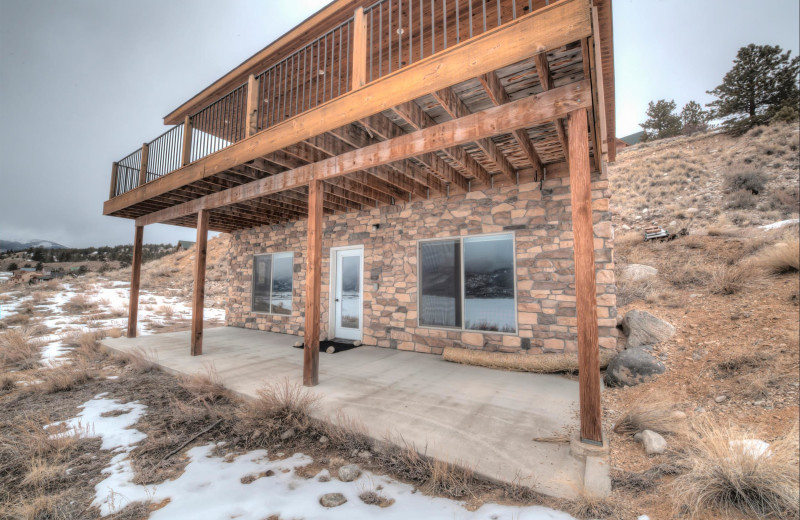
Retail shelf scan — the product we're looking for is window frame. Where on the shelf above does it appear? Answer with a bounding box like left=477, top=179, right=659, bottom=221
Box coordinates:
left=251, top=251, right=294, bottom=316
left=416, top=232, right=518, bottom=335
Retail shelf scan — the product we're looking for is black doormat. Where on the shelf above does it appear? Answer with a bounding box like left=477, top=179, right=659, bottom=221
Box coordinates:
left=292, top=339, right=360, bottom=353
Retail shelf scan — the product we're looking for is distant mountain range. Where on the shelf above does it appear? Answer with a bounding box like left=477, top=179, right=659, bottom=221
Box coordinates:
left=0, top=239, right=68, bottom=252
left=620, top=131, right=645, bottom=146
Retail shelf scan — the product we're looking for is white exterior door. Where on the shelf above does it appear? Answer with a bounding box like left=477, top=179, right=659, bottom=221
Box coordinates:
left=333, top=248, right=363, bottom=341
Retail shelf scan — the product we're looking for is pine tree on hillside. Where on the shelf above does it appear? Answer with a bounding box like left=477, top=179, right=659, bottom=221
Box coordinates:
left=680, top=100, right=710, bottom=135
left=707, top=44, right=800, bottom=134
left=640, top=99, right=683, bottom=142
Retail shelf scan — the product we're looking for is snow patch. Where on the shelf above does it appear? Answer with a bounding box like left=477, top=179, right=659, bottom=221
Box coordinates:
left=760, top=219, right=799, bottom=230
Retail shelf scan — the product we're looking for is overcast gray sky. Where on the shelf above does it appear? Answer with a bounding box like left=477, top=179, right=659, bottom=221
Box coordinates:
left=1, top=0, right=798, bottom=248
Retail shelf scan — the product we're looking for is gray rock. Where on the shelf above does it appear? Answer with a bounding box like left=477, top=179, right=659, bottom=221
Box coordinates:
left=637, top=430, right=667, bottom=455
left=338, top=464, right=361, bottom=482
left=622, top=310, right=676, bottom=348
left=279, top=428, right=295, bottom=441
left=715, top=395, right=727, bottom=403
left=318, top=435, right=329, bottom=444
left=320, top=493, right=347, bottom=508
left=605, top=346, right=666, bottom=387
left=358, top=450, right=372, bottom=459
left=620, top=264, right=658, bottom=283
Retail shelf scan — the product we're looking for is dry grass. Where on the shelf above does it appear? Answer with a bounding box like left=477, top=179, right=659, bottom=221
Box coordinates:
left=672, top=420, right=799, bottom=519
left=613, top=398, right=687, bottom=436
left=321, top=411, right=374, bottom=454
left=564, top=491, right=618, bottom=519
left=106, top=327, right=123, bottom=338
left=156, top=304, right=175, bottom=319
left=708, top=263, right=760, bottom=295
left=62, top=294, right=98, bottom=314
left=755, top=239, right=800, bottom=274
left=442, top=347, right=616, bottom=373
left=235, top=379, right=320, bottom=445
left=64, top=331, right=107, bottom=362
left=114, top=347, right=158, bottom=374
left=36, top=362, right=95, bottom=394
left=178, top=365, right=235, bottom=405
left=1, top=374, right=16, bottom=392
left=0, top=328, right=42, bottom=370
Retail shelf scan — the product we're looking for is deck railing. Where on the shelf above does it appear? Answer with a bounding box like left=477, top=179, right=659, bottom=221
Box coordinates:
left=110, top=0, right=546, bottom=198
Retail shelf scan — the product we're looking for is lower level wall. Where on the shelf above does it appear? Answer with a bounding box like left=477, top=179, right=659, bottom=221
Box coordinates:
left=226, top=171, right=617, bottom=355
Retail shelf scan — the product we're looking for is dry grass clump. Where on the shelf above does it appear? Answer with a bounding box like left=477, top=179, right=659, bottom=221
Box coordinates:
left=64, top=331, right=107, bottom=361
left=235, top=380, right=320, bottom=445
left=156, top=304, right=175, bottom=319
left=178, top=366, right=235, bottom=405
left=0, top=328, right=42, bottom=370
left=0, top=311, right=31, bottom=327
left=36, top=362, right=95, bottom=394
left=755, top=239, right=800, bottom=274
left=106, top=327, right=123, bottom=338
left=62, top=294, right=98, bottom=314
left=322, top=411, right=374, bottom=454
left=708, top=263, right=760, bottom=295
left=613, top=397, right=687, bottom=436
left=1, top=374, right=16, bottom=391
left=442, top=347, right=615, bottom=373
left=115, top=347, right=158, bottom=374
left=672, top=420, right=799, bottom=519
left=564, top=491, right=618, bottom=519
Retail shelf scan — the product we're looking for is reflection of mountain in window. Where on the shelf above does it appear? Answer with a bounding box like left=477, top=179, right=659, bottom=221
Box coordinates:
left=252, top=252, right=293, bottom=315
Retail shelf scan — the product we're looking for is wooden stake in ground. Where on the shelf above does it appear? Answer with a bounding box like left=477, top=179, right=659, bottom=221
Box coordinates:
left=191, top=209, right=209, bottom=356
left=568, top=108, right=603, bottom=444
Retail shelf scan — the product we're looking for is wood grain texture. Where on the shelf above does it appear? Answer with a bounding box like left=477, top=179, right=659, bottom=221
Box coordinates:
left=126, top=225, right=144, bottom=338
left=246, top=74, right=259, bottom=138
left=191, top=209, right=209, bottom=356
left=567, top=108, right=602, bottom=444
left=303, top=179, right=322, bottom=386
left=181, top=116, right=192, bottom=167
left=138, top=143, right=149, bottom=187
left=351, top=7, right=367, bottom=90
left=105, top=0, right=592, bottom=216
left=134, top=80, right=591, bottom=227
left=109, top=162, right=118, bottom=199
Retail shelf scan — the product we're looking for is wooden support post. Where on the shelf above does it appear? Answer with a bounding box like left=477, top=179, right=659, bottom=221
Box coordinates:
left=303, top=179, right=323, bottom=386
left=127, top=225, right=144, bottom=338
left=351, top=7, right=367, bottom=91
left=138, top=143, right=149, bottom=187
left=181, top=115, right=193, bottom=166
left=568, top=108, right=602, bottom=445
left=109, top=162, right=118, bottom=199
left=191, top=209, right=209, bottom=356
left=246, top=74, right=259, bottom=137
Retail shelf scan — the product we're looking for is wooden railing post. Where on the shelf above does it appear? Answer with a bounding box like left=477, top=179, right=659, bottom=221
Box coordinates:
left=303, top=179, right=323, bottom=386
left=246, top=74, right=259, bottom=137
left=568, top=108, right=602, bottom=445
left=138, top=143, right=149, bottom=186
left=191, top=209, right=209, bottom=356
left=181, top=115, right=193, bottom=166
left=127, top=225, right=144, bottom=338
left=109, top=162, right=119, bottom=199
left=351, top=7, right=367, bottom=91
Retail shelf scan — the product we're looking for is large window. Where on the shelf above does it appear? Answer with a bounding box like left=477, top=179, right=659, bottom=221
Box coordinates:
left=252, top=252, right=294, bottom=315
left=418, top=233, right=516, bottom=333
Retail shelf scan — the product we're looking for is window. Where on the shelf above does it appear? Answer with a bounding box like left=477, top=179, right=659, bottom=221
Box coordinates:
left=418, top=234, right=516, bottom=333
left=252, top=252, right=293, bottom=315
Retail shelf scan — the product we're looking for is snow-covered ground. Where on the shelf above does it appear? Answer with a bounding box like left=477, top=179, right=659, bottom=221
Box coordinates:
left=53, top=395, right=578, bottom=520
left=0, top=278, right=225, bottom=366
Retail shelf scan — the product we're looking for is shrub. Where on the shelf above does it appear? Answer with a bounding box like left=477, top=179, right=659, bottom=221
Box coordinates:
left=724, top=189, right=758, bottom=210
left=37, top=363, right=94, bottom=393
left=62, top=294, right=97, bottom=314
left=0, top=328, right=41, bottom=370
left=672, top=420, right=799, bottom=518
left=756, top=240, right=800, bottom=274
left=613, top=398, right=687, bottom=436
left=235, top=380, right=319, bottom=445
left=724, top=169, right=766, bottom=195
left=708, top=264, right=759, bottom=295
left=178, top=366, right=234, bottom=405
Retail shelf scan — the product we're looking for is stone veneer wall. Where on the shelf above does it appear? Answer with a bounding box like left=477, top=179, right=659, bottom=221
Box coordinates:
left=226, top=171, right=617, bottom=355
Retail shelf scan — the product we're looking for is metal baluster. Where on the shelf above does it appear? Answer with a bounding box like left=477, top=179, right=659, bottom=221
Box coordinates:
left=338, top=26, right=343, bottom=97
left=419, top=0, right=423, bottom=60
left=315, top=40, right=321, bottom=105
left=469, top=0, right=473, bottom=38
left=398, top=0, right=402, bottom=69
left=346, top=21, right=350, bottom=91
left=455, top=0, right=459, bottom=43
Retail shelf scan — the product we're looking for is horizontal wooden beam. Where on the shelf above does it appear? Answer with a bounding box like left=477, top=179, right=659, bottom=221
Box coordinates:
left=135, top=80, right=590, bottom=227
left=106, top=0, right=592, bottom=216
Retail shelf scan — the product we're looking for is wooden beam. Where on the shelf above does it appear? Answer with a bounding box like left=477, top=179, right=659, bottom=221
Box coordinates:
left=181, top=115, right=193, bottom=166
left=133, top=80, right=591, bottom=226
left=138, top=143, right=149, bottom=187
left=303, top=179, right=322, bottom=386
left=431, top=88, right=517, bottom=182
left=568, top=108, right=602, bottom=445
left=351, top=7, right=367, bottom=90
left=105, top=0, right=592, bottom=214
left=478, top=71, right=544, bottom=179
left=580, top=37, right=602, bottom=173
left=127, top=225, right=143, bottom=338
left=191, top=209, right=209, bottom=356
left=246, top=74, right=259, bottom=137
left=591, top=7, right=609, bottom=166
left=109, top=162, right=118, bottom=199
left=533, top=53, right=570, bottom=165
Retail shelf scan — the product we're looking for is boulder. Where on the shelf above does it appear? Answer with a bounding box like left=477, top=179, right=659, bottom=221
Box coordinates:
left=635, top=430, right=667, bottom=455
left=620, top=264, right=658, bottom=283
left=338, top=464, right=361, bottom=482
left=605, top=346, right=666, bottom=387
left=320, top=493, right=348, bottom=508
left=622, top=310, right=675, bottom=348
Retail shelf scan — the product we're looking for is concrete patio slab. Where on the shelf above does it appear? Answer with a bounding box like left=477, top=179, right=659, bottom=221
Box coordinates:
left=103, top=327, right=591, bottom=498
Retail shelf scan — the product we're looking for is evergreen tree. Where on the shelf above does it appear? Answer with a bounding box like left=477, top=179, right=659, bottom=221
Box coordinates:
left=35, top=262, right=44, bottom=271
left=8, top=262, right=18, bottom=271
left=707, top=44, right=800, bottom=134
left=640, top=99, right=683, bottom=141
left=680, top=101, right=710, bottom=135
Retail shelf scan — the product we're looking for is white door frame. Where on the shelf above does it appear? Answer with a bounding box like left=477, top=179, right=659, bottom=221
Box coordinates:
left=328, top=245, right=364, bottom=341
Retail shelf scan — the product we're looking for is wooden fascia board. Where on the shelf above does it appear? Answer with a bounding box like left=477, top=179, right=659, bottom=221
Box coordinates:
left=135, top=79, right=590, bottom=227
left=163, top=0, right=360, bottom=125
left=107, top=0, right=592, bottom=216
